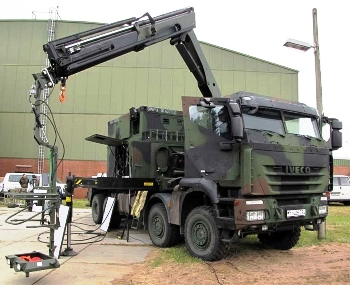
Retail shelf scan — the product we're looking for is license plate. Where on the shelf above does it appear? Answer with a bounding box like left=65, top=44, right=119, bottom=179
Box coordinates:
left=286, top=209, right=306, bottom=218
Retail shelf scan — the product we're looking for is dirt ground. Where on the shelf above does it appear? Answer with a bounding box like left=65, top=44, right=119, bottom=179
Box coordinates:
left=116, top=242, right=350, bottom=285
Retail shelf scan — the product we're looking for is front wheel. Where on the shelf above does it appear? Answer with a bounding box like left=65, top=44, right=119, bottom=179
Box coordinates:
left=184, top=206, right=227, bottom=261
left=148, top=203, right=180, bottom=247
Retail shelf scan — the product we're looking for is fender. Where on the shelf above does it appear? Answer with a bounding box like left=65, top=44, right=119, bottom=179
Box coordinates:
left=144, top=193, right=172, bottom=227
left=167, top=178, right=218, bottom=226
left=179, top=178, right=219, bottom=204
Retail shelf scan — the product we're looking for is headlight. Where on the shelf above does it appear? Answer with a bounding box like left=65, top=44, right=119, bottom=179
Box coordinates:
left=245, top=210, right=265, bottom=221
left=16, top=263, right=21, bottom=271
left=319, top=205, right=328, bottom=215
left=6, top=258, right=10, bottom=265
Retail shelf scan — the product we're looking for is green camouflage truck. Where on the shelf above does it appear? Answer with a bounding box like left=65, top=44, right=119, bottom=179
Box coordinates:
left=32, top=7, right=342, bottom=261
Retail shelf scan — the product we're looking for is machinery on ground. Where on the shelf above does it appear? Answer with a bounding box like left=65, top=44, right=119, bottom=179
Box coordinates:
left=31, top=7, right=342, bottom=261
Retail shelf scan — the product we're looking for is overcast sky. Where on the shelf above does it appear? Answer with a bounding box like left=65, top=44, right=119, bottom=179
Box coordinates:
left=1, top=0, right=349, bottom=158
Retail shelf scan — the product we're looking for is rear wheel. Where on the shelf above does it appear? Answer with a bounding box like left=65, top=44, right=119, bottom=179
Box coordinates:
left=109, top=212, right=121, bottom=229
left=148, top=203, right=180, bottom=247
left=102, top=196, right=121, bottom=229
left=184, top=206, right=227, bottom=261
left=91, top=194, right=105, bottom=224
left=258, top=226, right=301, bottom=250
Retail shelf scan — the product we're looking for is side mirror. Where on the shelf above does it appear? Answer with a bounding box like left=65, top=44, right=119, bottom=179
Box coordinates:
left=230, top=102, right=241, bottom=115
left=330, top=119, right=342, bottom=150
left=331, top=119, right=342, bottom=130
left=231, top=116, right=243, bottom=141
left=331, top=130, right=342, bottom=150
left=229, top=102, right=243, bottom=141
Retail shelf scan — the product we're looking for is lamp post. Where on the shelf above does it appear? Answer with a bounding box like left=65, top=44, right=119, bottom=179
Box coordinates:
left=284, top=8, right=326, bottom=239
left=283, top=8, right=323, bottom=122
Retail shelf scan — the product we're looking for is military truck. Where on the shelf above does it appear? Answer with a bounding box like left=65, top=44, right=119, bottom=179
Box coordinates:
left=31, top=7, right=342, bottom=261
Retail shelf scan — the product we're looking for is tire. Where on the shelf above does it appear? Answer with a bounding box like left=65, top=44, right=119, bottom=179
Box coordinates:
left=148, top=203, right=180, bottom=247
left=343, top=201, right=350, bottom=206
left=99, top=196, right=121, bottom=229
left=105, top=196, right=122, bottom=229
left=258, top=226, right=301, bottom=250
left=257, top=233, right=269, bottom=245
left=103, top=196, right=108, bottom=212
left=109, top=212, right=121, bottom=229
left=91, top=194, right=105, bottom=224
left=184, top=206, right=227, bottom=261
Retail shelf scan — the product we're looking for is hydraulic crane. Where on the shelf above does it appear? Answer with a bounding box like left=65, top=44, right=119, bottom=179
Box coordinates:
left=35, top=7, right=221, bottom=100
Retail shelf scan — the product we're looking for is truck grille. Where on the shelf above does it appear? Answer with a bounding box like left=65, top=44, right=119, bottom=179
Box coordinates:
left=264, top=165, right=325, bottom=192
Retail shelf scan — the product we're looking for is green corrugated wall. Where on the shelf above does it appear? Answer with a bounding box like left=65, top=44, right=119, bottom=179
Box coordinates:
left=334, top=159, right=350, bottom=166
left=0, top=19, right=298, bottom=161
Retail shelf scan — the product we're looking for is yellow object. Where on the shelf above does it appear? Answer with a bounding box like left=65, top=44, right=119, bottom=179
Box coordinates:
left=131, top=191, right=148, bottom=218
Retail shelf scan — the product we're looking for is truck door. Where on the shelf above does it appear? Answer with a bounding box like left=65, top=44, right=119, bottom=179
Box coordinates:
left=182, top=96, right=240, bottom=181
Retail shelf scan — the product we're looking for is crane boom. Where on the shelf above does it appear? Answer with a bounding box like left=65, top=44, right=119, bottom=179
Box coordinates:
left=39, top=7, right=221, bottom=98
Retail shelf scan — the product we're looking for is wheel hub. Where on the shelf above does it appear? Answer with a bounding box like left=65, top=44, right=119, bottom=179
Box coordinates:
left=192, top=221, right=210, bottom=249
left=152, top=215, right=164, bottom=238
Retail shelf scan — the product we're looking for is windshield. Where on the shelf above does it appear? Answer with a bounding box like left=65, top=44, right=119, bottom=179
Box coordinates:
left=284, top=112, right=320, bottom=138
left=242, top=109, right=285, bottom=135
left=242, top=108, right=320, bottom=138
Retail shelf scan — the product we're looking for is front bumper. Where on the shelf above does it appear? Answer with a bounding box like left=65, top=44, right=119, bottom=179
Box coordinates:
left=232, top=196, right=328, bottom=231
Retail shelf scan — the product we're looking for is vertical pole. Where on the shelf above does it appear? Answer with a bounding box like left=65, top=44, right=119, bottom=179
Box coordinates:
left=66, top=174, right=73, bottom=250
left=61, top=172, right=78, bottom=256
left=49, top=147, right=58, bottom=257
left=313, top=8, right=326, bottom=240
left=313, top=8, right=323, bottom=122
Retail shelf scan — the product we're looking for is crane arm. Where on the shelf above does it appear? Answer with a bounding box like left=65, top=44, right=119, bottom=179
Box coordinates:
left=38, top=7, right=221, bottom=98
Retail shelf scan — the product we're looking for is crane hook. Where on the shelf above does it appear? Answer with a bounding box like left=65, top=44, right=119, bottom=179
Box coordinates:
left=59, top=85, right=66, bottom=103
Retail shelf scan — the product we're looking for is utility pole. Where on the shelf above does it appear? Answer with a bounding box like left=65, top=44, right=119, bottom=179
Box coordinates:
left=313, top=8, right=323, bottom=122
left=313, top=8, right=326, bottom=240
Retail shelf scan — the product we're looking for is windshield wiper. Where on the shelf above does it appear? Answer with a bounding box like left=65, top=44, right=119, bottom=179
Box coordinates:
left=291, top=133, right=321, bottom=141
left=246, top=128, right=285, bottom=137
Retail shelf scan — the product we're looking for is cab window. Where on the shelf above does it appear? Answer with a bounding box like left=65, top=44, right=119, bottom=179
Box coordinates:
left=189, top=105, right=231, bottom=139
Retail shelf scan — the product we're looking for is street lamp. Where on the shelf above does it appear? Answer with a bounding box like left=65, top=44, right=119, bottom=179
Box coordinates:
left=284, top=8, right=326, bottom=240
left=283, top=8, right=323, bottom=121
left=283, top=38, right=314, bottom=52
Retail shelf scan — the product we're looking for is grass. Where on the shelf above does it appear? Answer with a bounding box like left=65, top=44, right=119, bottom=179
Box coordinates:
left=64, top=198, right=90, bottom=209
left=151, top=245, right=202, bottom=268
left=297, top=203, right=350, bottom=246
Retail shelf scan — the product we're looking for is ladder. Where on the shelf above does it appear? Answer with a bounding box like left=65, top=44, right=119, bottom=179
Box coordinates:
left=38, top=8, right=58, bottom=174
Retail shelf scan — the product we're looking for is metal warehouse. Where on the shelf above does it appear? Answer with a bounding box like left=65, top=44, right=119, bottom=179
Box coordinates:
left=0, top=17, right=299, bottom=180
